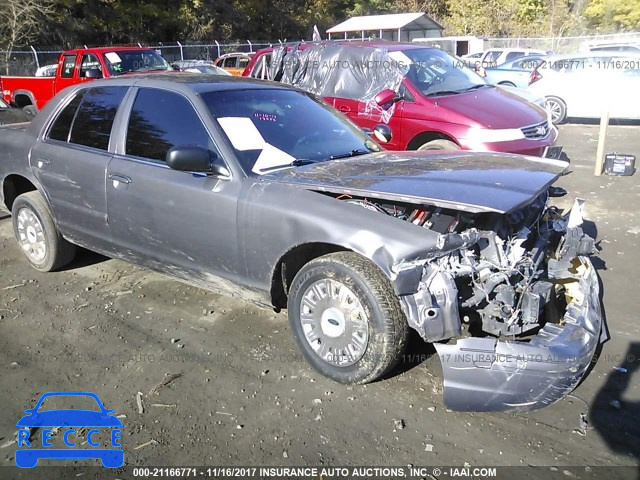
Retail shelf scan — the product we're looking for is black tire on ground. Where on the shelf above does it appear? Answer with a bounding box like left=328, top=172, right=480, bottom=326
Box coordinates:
left=11, top=191, right=76, bottom=272
left=545, top=96, right=567, bottom=125
left=416, top=139, right=460, bottom=151
left=287, top=252, right=409, bottom=384
left=22, top=105, right=38, bottom=118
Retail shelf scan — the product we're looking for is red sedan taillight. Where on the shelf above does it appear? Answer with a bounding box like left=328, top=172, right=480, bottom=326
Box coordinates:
left=529, top=69, right=542, bottom=85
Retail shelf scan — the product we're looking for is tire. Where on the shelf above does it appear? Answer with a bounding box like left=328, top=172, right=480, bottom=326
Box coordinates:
left=416, top=139, right=460, bottom=151
left=11, top=191, right=76, bottom=272
left=287, top=252, right=409, bottom=384
left=545, top=96, right=567, bottom=125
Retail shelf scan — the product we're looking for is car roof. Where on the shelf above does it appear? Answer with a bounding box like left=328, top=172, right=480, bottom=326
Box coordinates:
left=545, top=51, right=640, bottom=60
left=217, top=52, right=254, bottom=58
left=253, top=40, right=440, bottom=55
left=89, top=72, right=297, bottom=94
left=485, top=48, right=546, bottom=53
left=64, top=46, right=157, bottom=54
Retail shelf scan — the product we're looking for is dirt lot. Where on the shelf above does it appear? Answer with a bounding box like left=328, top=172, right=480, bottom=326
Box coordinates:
left=0, top=124, right=639, bottom=479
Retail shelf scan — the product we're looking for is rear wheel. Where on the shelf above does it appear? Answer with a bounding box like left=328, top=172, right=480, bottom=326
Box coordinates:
left=545, top=96, right=567, bottom=125
left=287, top=252, right=409, bottom=384
left=417, top=139, right=460, bottom=151
left=11, top=191, right=75, bottom=272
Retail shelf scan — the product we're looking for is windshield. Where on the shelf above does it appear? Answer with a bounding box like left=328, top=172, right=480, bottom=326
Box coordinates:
left=36, top=395, right=101, bottom=412
left=203, top=89, right=380, bottom=175
left=104, top=50, right=169, bottom=76
left=401, top=48, right=488, bottom=97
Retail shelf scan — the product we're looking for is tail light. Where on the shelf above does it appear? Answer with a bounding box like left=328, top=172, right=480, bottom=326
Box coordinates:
left=529, top=69, right=542, bottom=85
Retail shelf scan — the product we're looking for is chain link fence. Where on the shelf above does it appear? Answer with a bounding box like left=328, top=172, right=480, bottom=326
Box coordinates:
left=0, top=41, right=281, bottom=76
left=484, top=32, right=640, bottom=54
left=2, top=32, right=639, bottom=76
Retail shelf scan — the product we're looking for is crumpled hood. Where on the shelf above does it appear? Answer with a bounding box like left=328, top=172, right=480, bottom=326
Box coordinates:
left=264, top=151, right=568, bottom=214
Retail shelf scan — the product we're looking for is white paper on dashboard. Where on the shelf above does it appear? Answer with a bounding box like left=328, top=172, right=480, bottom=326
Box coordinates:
left=218, top=117, right=266, bottom=151
left=105, top=52, right=122, bottom=63
left=388, top=50, right=412, bottom=66
left=252, top=143, right=295, bottom=174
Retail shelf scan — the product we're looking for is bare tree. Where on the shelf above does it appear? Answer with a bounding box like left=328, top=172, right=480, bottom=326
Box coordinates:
left=0, top=0, right=54, bottom=74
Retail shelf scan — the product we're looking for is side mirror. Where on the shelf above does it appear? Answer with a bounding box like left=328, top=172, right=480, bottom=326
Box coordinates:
left=374, top=89, right=397, bottom=107
left=373, top=124, right=392, bottom=144
left=84, top=68, right=103, bottom=79
left=166, top=146, right=228, bottom=176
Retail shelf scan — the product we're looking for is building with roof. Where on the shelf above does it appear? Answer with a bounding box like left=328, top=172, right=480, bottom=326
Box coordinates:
left=326, top=13, right=444, bottom=42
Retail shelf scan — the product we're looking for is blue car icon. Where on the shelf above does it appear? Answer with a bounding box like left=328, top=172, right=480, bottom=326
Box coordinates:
left=15, top=391, right=123, bottom=468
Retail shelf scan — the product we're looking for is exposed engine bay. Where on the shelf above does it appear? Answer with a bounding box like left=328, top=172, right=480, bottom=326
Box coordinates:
left=334, top=189, right=596, bottom=342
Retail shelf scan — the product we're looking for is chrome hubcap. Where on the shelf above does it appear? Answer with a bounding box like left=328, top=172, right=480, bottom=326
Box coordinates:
left=546, top=100, right=562, bottom=122
left=16, top=208, right=46, bottom=263
left=300, top=279, right=369, bottom=366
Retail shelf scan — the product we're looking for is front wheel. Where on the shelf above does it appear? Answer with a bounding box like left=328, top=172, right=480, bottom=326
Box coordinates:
left=416, top=139, right=460, bottom=151
left=11, top=191, right=76, bottom=272
left=545, top=96, right=567, bottom=125
left=287, top=252, right=409, bottom=384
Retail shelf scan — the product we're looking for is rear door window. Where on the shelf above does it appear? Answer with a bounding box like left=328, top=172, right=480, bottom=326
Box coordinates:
left=79, top=54, right=101, bottom=77
left=47, top=91, right=86, bottom=142
left=250, top=54, right=271, bottom=79
left=61, top=54, right=77, bottom=78
left=505, top=51, right=525, bottom=62
left=68, top=86, right=128, bottom=150
left=125, top=88, right=212, bottom=162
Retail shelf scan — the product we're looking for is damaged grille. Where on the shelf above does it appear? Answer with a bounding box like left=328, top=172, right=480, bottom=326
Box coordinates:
left=521, top=120, right=550, bottom=140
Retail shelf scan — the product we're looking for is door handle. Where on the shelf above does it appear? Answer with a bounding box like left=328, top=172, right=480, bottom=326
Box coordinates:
left=108, top=173, right=132, bottom=185
left=37, top=157, right=51, bottom=166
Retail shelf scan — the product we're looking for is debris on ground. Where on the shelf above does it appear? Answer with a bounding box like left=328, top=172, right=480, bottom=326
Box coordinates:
left=609, top=400, right=622, bottom=409
left=425, top=443, right=434, bottom=452
left=148, top=372, right=183, bottom=396
left=136, top=391, right=144, bottom=414
left=151, top=404, right=177, bottom=408
left=573, top=413, right=589, bottom=436
left=393, top=419, right=405, bottom=430
left=134, top=439, right=158, bottom=450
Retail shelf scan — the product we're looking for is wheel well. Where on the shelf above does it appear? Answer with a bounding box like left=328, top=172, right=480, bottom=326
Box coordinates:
left=14, top=94, right=33, bottom=108
left=407, top=131, right=458, bottom=150
left=270, top=242, right=349, bottom=309
left=2, top=175, right=37, bottom=211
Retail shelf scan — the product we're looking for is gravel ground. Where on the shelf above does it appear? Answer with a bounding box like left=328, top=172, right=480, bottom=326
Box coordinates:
left=0, top=124, right=638, bottom=479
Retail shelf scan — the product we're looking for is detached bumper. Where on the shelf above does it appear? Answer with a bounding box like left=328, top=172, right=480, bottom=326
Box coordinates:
left=435, top=256, right=604, bottom=412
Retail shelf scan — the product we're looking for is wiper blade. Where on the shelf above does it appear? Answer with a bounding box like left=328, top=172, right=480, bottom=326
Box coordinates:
left=329, top=149, right=371, bottom=160
left=461, top=84, right=492, bottom=92
left=258, top=158, right=320, bottom=173
left=424, top=90, right=462, bottom=97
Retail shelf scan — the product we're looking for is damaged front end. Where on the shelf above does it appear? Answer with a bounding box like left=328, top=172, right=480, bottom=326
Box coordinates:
left=341, top=192, right=604, bottom=412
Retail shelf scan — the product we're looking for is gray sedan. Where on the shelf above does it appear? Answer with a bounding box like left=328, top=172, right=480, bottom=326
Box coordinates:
left=0, top=74, right=604, bottom=412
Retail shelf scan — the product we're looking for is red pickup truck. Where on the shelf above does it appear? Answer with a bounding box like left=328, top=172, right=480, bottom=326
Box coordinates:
left=1, top=46, right=170, bottom=111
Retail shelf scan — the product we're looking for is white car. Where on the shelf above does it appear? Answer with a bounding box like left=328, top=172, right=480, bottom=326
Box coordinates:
left=477, top=48, right=548, bottom=69
left=527, top=52, right=640, bottom=124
